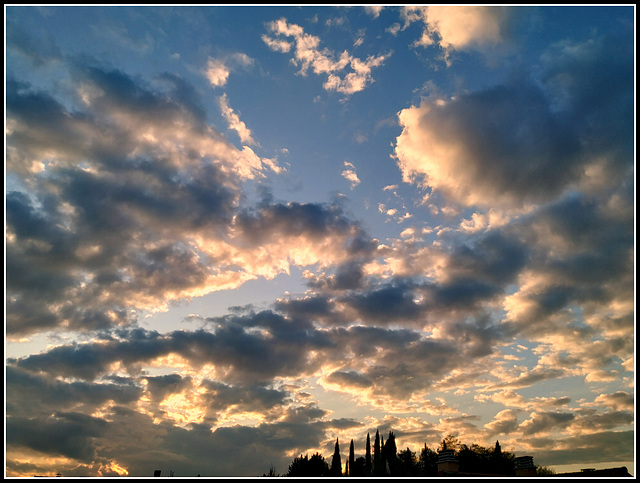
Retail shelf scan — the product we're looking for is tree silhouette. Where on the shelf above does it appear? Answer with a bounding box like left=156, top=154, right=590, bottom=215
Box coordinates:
left=397, top=447, right=418, bottom=476
left=373, top=430, right=384, bottom=476
left=439, top=434, right=460, bottom=452
left=419, top=443, right=438, bottom=476
left=287, top=453, right=329, bottom=477
left=382, top=431, right=398, bottom=476
left=348, top=439, right=355, bottom=476
left=330, top=438, right=342, bottom=477
left=365, top=432, right=372, bottom=476
left=351, top=456, right=366, bottom=477
left=262, top=463, right=280, bottom=477
left=277, top=431, right=518, bottom=478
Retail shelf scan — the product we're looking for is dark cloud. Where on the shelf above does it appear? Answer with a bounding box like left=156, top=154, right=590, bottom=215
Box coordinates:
left=274, top=294, right=334, bottom=320
left=199, top=380, right=290, bottom=423
left=573, top=409, right=634, bottom=433
left=7, top=365, right=139, bottom=410
left=6, top=24, right=62, bottom=66
left=445, top=229, right=529, bottom=285
left=5, top=64, right=244, bottom=335
left=90, top=403, right=335, bottom=477
left=7, top=60, right=383, bottom=337
left=520, top=411, right=575, bottom=435
left=527, top=430, right=635, bottom=467
left=505, top=189, right=634, bottom=342
left=326, top=370, right=373, bottom=389
left=144, top=373, right=193, bottom=402
left=540, top=31, right=635, bottom=172
left=395, top=30, right=634, bottom=208
left=344, top=280, right=424, bottom=323
left=595, top=391, right=634, bottom=411
left=7, top=412, right=108, bottom=462
left=234, top=200, right=368, bottom=246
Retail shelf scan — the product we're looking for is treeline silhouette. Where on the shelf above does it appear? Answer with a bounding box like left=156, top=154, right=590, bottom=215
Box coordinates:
left=264, top=432, right=526, bottom=477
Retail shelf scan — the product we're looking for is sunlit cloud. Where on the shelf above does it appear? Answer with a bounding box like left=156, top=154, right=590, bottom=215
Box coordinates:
left=204, top=57, right=229, bottom=87
left=218, top=93, right=257, bottom=146
left=263, top=17, right=390, bottom=95
left=341, top=161, right=360, bottom=189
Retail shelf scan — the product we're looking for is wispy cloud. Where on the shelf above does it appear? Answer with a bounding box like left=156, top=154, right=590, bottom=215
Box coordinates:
left=263, top=17, right=390, bottom=95
left=341, top=161, right=360, bottom=189
left=218, top=93, right=257, bottom=146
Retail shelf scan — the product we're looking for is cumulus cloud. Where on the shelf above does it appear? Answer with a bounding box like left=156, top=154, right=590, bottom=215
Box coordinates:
left=393, top=32, right=633, bottom=209
left=8, top=62, right=386, bottom=336
left=204, top=57, right=230, bottom=87
left=399, top=6, right=518, bottom=62
left=262, top=18, right=390, bottom=95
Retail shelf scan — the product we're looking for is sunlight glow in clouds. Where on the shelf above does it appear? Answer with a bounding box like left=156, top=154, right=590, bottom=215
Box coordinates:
left=5, top=5, right=635, bottom=479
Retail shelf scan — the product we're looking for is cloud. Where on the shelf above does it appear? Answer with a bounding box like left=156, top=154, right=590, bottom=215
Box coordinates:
left=365, top=6, right=384, bottom=19
left=204, top=57, right=230, bottom=87
left=399, top=6, right=519, bottom=62
left=6, top=26, right=62, bottom=66
left=393, top=32, right=633, bottom=209
left=523, top=430, right=635, bottom=467
left=484, top=409, right=520, bottom=436
left=341, top=161, right=361, bottom=189
left=520, top=411, right=575, bottom=436
left=263, top=18, right=390, bottom=95
left=592, top=392, right=634, bottom=412
left=203, top=53, right=254, bottom=88
left=9, top=61, right=397, bottom=336
left=7, top=411, right=109, bottom=462
left=218, top=93, right=257, bottom=146
left=394, top=81, right=583, bottom=208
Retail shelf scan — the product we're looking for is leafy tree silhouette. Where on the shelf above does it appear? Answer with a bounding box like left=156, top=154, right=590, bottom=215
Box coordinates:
left=262, top=463, right=279, bottom=477
left=286, top=452, right=329, bottom=477
left=439, top=434, right=460, bottom=452
left=419, top=443, right=438, bottom=476
left=351, top=456, right=366, bottom=477
left=397, top=447, right=419, bottom=476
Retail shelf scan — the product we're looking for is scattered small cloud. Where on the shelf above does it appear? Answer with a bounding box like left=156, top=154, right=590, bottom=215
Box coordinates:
left=341, top=161, right=360, bottom=189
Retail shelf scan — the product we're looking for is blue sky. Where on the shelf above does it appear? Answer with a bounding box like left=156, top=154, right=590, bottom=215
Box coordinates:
left=5, top=5, right=635, bottom=477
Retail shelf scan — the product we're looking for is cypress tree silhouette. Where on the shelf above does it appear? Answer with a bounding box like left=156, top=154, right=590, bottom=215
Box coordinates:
left=348, top=439, right=355, bottom=476
left=365, top=432, right=372, bottom=476
left=382, top=431, right=398, bottom=476
left=373, top=430, right=385, bottom=476
left=330, top=438, right=342, bottom=477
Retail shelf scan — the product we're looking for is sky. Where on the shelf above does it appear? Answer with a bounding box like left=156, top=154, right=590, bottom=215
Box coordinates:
left=4, top=5, right=636, bottom=478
